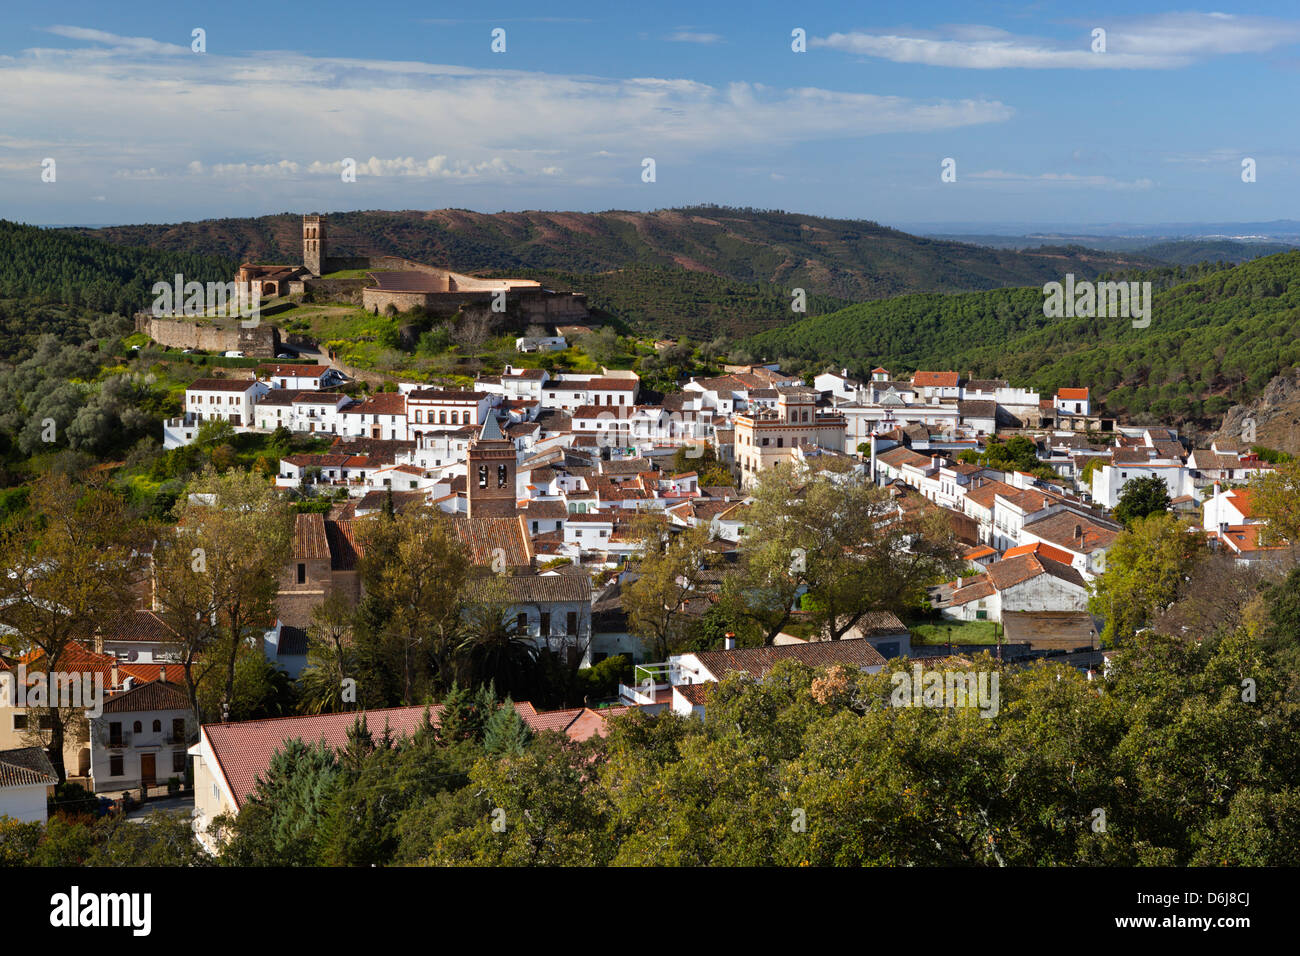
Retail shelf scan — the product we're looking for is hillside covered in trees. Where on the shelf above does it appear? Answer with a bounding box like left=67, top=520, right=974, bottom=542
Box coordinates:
left=747, top=253, right=1300, bottom=428
left=71, top=207, right=1163, bottom=338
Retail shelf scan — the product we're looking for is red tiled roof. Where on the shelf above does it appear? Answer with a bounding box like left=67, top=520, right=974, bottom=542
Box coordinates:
left=1056, top=387, right=1090, bottom=400
left=1003, top=541, right=1076, bottom=566
left=204, top=701, right=623, bottom=806
left=294, top=513, right=331, bottom=560
left=912, top=371, right=960, bottom=388
left=693, top=641, right=887, bottom=680
left=101, top=679, right=189, bottom=714
left=188, top=378, right=257, bottom=392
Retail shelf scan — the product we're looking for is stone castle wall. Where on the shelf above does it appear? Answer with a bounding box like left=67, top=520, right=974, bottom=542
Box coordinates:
left=134, top=315, right=280, bottom=357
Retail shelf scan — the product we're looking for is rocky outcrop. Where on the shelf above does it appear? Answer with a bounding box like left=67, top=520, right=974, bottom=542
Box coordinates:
left=1216, top=368, right=1300, bottom=455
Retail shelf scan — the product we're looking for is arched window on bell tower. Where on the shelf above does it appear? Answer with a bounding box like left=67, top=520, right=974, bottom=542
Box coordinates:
left=478, top=465, right=488, bottom=488
left=497, top=464, right=508, bottom=488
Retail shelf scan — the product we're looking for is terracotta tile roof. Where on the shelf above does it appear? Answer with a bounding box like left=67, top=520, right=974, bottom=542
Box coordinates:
left=1215, top=523, right=1286, bottom=553
left=519, top=499, right=569, bottom=519
left=325, top=519, right=363, bottom=572
left=876, top=445, right=933, bottom=469
left=1021, top=511, right=1119, bottom=554
left=96, top=609, right=181, bottom=645
left=204, top=701, right=618, bottom=807
left=294, top=513, right=331, bottom=560
left=101, top=679, right=189, bottom=713
left=963, top=479, right=1017, bottom=510
left=9, top=642, right=166, bottom=685
left=204, top=706, right=444, bottom=807
left=1003, top=541, right=1077, bottom=565
left=188, top=378, right=258, bottom=392
left=258, top=364, right=329, bottom=377
left=467, top=571, right=591, bottom=604
left=949, top=576, right=996, bottom=604
left=328, top=436, right=415, bottom=461
left=345, top=393, right=406, bottom=416
left=586, top=378, right=638, bottom=390
left=0, top=747, right=57, bottom=788
left=1224, top=487, right=1259, bottom=518
left=694, top=640, right=887, bottom=680
left=673, top=683, right=713, bottom=706
left=958, top=400, right=997, bottom=418
left=453, top=515, right=533, bottom=567
left=1056, top=387, right=1090, bottom=400
left=985, top=553, right=1086, bottom=591
left=912, top=371, right=960, bottom=388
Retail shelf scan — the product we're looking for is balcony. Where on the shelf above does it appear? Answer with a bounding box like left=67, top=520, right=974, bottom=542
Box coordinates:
left=618, top=662, right=674, bottom=706
left=98, top=728, right=131, bottom=748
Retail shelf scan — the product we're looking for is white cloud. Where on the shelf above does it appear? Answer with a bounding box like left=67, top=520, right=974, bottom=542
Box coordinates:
left=815, top=13, right=1300, bottom=69
left=43, top=26, right=190, bottom=56
left=667, top=31, right=724, bottom=45
left=0, top=28, right=1012, bottom=190
left=970, top=169, right=1155, bottom=189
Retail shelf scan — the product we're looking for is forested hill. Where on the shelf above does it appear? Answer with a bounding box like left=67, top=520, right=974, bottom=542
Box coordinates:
left=0, top=219, right=233, bottom=316
left=746, top=252, right=1300, bottom=429
left=70, top=207, right=1163, bottom=336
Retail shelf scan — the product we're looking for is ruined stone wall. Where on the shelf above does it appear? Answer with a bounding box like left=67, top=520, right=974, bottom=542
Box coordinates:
left=134, top=315, right=280, bottom=357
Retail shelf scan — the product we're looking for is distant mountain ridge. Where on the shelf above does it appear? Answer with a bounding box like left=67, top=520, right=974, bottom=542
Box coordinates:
left=68, top=207, right=1165, bottom=337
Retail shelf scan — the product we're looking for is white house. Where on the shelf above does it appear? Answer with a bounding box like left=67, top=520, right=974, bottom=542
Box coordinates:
left=0, top=747, right=57, bottom=822
left=942, top=551, right=1089, bottom=623
left=406, top=389, right=494, bottom=439
left=257, top=363, right=345, bottom=391
left=182, top=377, right=270, bottom=428
left=1054, top=387, right=1091, bottom=418
left=253, top=391, right=352, bottom=435
left=516, top=335, right=567, bottom=353
left=90, top=679, right=194, bottom=793
left=338, top=392, right=409, bottom=441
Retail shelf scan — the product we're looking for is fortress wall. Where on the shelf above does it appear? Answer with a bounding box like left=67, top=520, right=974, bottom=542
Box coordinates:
left=134, top=315, right=280, bottom=357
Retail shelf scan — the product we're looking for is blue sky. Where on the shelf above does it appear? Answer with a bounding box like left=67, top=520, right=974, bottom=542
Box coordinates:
left=2, top=0, right=1298, bottom=229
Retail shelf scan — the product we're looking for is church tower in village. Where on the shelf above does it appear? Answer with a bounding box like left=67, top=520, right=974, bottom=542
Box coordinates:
left=303, top=214, right=326, bottom=276
left=466, top=414, right=517, bottom=519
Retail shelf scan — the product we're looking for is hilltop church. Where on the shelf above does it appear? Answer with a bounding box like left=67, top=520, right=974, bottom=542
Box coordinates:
left=236, top=214, right=589, bottom=321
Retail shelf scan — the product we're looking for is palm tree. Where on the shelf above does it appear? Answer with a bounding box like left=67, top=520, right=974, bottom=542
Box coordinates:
left=455, top=603, right=541, bottom=700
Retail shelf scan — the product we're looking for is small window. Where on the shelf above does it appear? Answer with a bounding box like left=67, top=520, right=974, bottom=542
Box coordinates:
left=517, top=613, right=528, bottom=632
left=173, top=751, right=187, bottom=773
left=152, top=720, right=162, bottom=733
left=12, top=714, right=26, bottom=730
left=110, top=755, right=124, bottom=777
left=297, top=563, right=306, bottom=584
left=133, top=721, right=142, bottom=734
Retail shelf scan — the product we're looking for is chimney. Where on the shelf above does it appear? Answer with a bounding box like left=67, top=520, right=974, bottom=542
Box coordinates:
left=1212, top=480, right=1221, bottom=498
left=724, top=631, right=736, bottom=650
left=160, top=665, right=167, bottom=683
left=110, top=664, right=119, bottom=691
left=1074, top=524, right=1083, bottom=541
